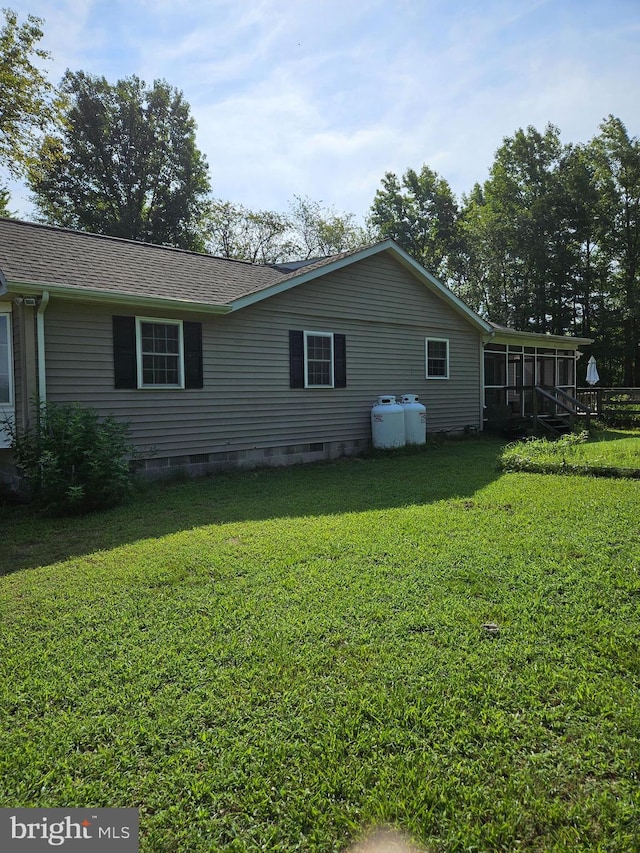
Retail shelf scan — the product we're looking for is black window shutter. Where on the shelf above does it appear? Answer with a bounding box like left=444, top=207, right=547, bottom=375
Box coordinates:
left=184, top=321, right=203, bottom=389
left=112, top=316, right=136, bottom=389
left=289, top=330, right=304, bottom=388
left=334, top=334, right=347, bottom=388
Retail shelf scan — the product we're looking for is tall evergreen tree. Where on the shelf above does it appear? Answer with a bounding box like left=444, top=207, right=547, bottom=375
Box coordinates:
left=368, top=119, right=638, bottom=385
left=461, top=124, right=571, bottom=333
left=589, top=116, right=640, bottom=385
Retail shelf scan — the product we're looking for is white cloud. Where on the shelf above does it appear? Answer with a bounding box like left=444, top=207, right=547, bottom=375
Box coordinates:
left=3, top=0, right=640, bottom=224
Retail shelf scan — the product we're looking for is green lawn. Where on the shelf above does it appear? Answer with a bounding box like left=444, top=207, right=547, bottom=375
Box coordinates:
left=1, top=438, right=640, bottom=852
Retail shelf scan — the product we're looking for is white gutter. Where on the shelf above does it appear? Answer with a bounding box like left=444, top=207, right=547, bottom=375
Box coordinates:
left=5, top=280, right=233, bottom=315
left=37, top=291, right=49, bottom=402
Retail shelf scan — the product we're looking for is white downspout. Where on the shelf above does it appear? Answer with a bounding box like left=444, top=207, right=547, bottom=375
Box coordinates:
left=37, top=291, right=49, bottom=402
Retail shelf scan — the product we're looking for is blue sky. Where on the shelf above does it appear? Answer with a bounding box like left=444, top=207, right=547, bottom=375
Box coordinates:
left=5, top=0, right=640, bottom=224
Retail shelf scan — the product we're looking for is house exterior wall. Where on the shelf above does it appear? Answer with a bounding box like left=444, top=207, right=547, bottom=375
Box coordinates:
left=37, top=253, right=483, bottom=474
left=0, top=299, right=16, bottom=480
left=0, top=299, right=17, bottom=485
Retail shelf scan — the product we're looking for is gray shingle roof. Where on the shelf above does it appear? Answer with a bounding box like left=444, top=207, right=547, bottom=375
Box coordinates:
left=0, top=219, right=496, bottom=332
left=0, top=218, right=296, bottom=305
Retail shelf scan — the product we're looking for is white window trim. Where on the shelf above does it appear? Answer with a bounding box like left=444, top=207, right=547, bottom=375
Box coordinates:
left=426, top=337, right=449, bottom=380
left=135, top=316, right=185, bottom=389
left=0, top=308, right=14, bottom=406
left=0, top=307, right=15, bottom=449
left=304, top=330, right=335, bottom=388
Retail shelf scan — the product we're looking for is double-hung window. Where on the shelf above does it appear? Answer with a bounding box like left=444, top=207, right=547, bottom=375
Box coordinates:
left=305, top=332, right=334, bottom=387
left=289, top=330, right=347, bottom=389
left=113, top=315, right=203, bottom=390
left=137, top=318, right=183, bottom=388
left=426, top=338, right=449, bottom=379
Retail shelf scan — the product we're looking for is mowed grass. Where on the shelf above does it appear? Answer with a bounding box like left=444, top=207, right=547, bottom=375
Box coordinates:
left=1, top=439, right=640, bottom=852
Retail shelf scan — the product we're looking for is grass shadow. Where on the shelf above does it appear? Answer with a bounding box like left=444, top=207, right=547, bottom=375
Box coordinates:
left=1, top=437, right=505, bottom=575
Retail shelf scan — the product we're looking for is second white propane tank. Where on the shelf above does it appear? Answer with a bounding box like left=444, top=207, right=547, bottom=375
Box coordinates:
left=400, top=394, right=427, bottom=445
left=371, top=395, right=405, bottom=448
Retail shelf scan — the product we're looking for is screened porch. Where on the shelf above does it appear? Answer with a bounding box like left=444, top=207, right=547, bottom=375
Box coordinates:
left=483, top=335, right=592, bottom=435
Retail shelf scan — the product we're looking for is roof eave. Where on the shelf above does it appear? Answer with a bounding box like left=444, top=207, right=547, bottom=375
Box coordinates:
left=2, top=278, right=233, bottom=315
left=487, top=327, right=594, bottom=347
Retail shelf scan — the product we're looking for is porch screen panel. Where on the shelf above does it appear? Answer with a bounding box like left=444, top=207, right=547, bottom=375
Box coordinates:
left=557, top=357, right=574, bottom=387
left=537, top=356, right=555, bottom=386
left=507, top=353, right=523, bottom=413
left=484, top=348, right=506, bottom=409
left=524, top=356, right=535, bottom=385
left=484, top=351, right=506, bottom=386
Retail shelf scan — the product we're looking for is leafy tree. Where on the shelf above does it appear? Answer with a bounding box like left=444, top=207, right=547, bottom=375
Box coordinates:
left=552, top=142, right=624, bottom=382
left=0, top=8, right=59, bottom=176
left=368, top=165, right=461, bottom=282
left=557, top=144, right=603, bottom=338
left=286, top=195, right=368, bottom=258
left=457, top=182, right=507, bottom=320
left=589, top=116, right=640, bottom=385
left=460, top=125, right=574, bottom=333
left=28, top=71, right=211, bottom=250
left=0, top=185, right=14, bottom=216
left=0, top=8, right=61, bottom=214
left=205, top=195, right=366, bottom=263
left=205, top=199, right=293, bottom=263
left=367, top=119, right=639, bottom=386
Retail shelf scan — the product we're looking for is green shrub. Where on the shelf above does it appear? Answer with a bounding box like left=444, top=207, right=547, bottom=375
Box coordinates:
left=499, top=431, right=589, bottom=474
left=603, top=394, right=640, bottom=427
left=5, top=402, right=136, bottom=515
left=498, top=429, right=640, bottom=478
left=603, top=410, right=640, bottom=428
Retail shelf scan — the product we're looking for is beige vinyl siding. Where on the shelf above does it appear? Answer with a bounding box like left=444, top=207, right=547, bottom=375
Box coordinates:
left=43, top=253, right=482, bottom=457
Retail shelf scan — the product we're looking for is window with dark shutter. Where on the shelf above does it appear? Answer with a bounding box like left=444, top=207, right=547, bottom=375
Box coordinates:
left=112, top=316, right=203, bottom=389
left=334, top=334, right=346, bottom=387
left=139, top=319, right=181, bottom=385
left=184, top=321, right=203, bottom=389
left=289, top=329, right=347, bottom=389
left=305, top=333, right=333, bottom=385
left=289, top=330, right=305, bottom=388
left=112, top=316, right=137, bottom=389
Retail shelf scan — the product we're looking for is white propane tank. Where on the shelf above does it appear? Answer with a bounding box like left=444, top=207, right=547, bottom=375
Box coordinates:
left=371, top=395, right=406, bottom=448
left=400, top=394, right=427, bottom=445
